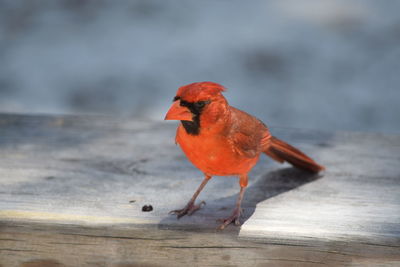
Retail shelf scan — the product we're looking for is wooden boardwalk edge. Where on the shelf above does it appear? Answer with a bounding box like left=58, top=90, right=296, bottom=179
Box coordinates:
left=0, top=113, right=399, bottom=266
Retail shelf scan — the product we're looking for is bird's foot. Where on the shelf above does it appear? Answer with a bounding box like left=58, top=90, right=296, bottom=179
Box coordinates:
left=217, top=208, right=243, bottom=230
left=169, top=201, right=206, bottom=219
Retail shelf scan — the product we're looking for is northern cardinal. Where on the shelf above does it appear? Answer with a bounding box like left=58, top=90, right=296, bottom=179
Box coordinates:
left=165, top=82, right=324, bottom=229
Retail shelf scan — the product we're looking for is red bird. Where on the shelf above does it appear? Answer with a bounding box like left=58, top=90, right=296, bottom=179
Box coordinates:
left=165, top=82, right=324, bottom=229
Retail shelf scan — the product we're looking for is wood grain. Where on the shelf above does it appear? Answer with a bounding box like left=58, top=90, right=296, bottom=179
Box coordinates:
left=0, top=113, right=399, bottom=266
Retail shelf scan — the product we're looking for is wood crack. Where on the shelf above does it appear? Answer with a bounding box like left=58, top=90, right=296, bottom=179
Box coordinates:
left=59, top=233, right=185, bottom=241
left=160, top=245, right=261, bottom=249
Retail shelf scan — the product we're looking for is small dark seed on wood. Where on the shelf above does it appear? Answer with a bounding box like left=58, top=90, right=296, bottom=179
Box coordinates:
left=129, top=200, right=136, bottom=203
left=142, top=205, right=153, bottom=212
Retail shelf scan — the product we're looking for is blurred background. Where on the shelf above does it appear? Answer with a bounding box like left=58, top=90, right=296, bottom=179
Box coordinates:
left=0, top=0, right=399, bottom=133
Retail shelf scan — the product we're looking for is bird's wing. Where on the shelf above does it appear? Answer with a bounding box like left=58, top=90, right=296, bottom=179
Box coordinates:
left=229, top=107, right=270, bottom=158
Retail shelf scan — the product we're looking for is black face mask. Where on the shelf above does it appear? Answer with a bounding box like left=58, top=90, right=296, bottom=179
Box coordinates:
left=176, top=98, right=210, bottom=135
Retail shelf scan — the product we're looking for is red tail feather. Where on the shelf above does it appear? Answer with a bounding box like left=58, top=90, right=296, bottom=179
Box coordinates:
left=264, top=136, right=325, bottom=173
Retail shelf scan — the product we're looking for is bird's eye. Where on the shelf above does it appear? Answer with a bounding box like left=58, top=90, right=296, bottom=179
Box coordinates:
left=194, top=100, right=209, bottom=109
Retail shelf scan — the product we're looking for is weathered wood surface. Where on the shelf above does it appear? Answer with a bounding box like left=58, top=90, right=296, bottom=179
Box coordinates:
left=0, top=113, right=399, bottom=266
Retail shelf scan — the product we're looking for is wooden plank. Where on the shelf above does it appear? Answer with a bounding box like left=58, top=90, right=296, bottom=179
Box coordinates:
left=1, top=221, right=399, bottom=267
left=0, top=113, right=399, bottom=266
left=241, top=131, right=400, bottom=246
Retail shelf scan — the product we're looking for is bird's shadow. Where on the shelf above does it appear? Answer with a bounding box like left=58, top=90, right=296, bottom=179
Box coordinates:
left=159, top=167, right=322, bottom=235
left=237, top=167, right=320, bottom=228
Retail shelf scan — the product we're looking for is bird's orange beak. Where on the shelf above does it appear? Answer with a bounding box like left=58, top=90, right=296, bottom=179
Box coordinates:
left=164, top=100, right=193, bottom=121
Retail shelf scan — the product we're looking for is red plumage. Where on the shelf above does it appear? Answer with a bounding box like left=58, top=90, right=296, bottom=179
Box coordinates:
left=165, top=82, right=324, bottom=229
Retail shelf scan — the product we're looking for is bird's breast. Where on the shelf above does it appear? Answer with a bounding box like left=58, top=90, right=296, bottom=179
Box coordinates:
left=176, top=126, right=259, bottom=176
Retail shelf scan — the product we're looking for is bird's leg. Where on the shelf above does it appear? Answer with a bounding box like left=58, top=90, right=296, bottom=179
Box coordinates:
left=218, top=175, right=248, bottom=230
left=169, top=175, right=211, bottom=219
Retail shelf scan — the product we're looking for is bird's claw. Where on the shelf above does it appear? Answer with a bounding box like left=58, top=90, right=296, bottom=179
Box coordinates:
left=217, top=208, right=243, bottom=230
left=169, top=201, right=206, bottom=219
